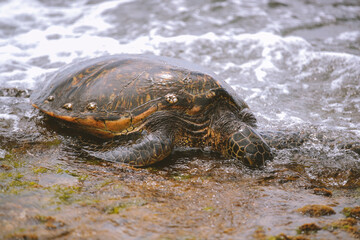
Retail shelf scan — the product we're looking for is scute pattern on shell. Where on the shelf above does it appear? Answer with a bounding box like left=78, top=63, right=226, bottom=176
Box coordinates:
left=31, top=54, right=248, bottom=138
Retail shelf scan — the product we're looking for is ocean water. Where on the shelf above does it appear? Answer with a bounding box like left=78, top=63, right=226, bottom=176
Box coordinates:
left=1, top=0, right=360, bottom=239
left=2, top=0, right=359, bottom=160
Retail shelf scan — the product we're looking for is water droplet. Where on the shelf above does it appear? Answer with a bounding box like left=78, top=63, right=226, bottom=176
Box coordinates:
left=86, top=102, right=97, bottom=110
left=63, top=103, right=73, bottom=110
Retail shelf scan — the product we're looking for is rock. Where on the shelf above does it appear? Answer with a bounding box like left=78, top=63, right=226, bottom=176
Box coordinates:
left=313, top=188, right=332, bottom=197
left=296, top=205, right=335, bottom=217
left=298, top=223, right=321, bottom=234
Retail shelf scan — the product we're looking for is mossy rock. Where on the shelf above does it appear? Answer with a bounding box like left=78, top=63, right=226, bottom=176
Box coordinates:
left=342, top=206, right=360, bottom=219
left=297, top=223, right=321, bottom=234
left=296, top=205, right=335, bottom=217
left=267, top=233, right=310, bottom=240
left=328, top=217, right=357, bottom=229
left=312, top=188, right=332, bottom=197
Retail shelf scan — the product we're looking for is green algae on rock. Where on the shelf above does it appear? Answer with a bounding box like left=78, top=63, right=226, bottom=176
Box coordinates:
left=296, top=205, right=335, bottom=217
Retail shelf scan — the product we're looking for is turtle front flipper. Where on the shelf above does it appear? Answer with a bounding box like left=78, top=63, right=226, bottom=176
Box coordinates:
left=225, top=124, right=273, bottom=168
left=88, top=130, right=174, bottom=167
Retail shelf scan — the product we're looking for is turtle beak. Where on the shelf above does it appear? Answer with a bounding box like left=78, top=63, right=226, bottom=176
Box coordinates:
left=226, top=124, right=273, bottom=168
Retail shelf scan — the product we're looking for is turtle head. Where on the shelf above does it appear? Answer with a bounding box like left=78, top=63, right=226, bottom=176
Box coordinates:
left=225, top=124, right=273, bottom=168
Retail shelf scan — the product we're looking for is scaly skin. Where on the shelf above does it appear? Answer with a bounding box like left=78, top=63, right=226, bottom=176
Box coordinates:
left=87, top=106, right=275, bottom=168
left=89, top=130, right=174, bottom=167
left=226, top=125, right=272, bottom=168
left=88, top=125, right=274, bottom=167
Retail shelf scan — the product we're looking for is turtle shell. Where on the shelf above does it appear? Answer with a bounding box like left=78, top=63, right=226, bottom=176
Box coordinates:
left=31, top=54, right=248, bottom=138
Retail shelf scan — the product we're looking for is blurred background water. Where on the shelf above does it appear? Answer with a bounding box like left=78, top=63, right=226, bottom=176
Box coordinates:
left=1, top=0, right=360, bottom=239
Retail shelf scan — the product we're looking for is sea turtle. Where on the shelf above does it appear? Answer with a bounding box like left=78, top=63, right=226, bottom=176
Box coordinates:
left=31, top=54, right=275, bottom=167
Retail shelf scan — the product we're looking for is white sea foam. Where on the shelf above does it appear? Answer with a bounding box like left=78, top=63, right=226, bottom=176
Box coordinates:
left=2, top=0, right=358, bottom=92
left=0, top=148, right=7, bottom=158
left=0, top=113, right=18, bottom=121
left=0, top=0, right=135, bottom=88
left=0, top=113, right=20, bottom=132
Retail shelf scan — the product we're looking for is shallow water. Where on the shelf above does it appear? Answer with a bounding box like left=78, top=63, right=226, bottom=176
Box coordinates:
left=1, top=0, right=360, bottom=239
